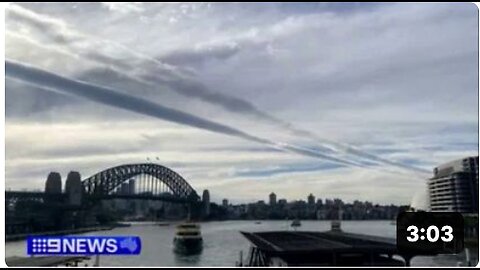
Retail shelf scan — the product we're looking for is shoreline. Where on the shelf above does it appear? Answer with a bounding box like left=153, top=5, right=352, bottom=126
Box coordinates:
left=5, top=225, right=116, bottom=242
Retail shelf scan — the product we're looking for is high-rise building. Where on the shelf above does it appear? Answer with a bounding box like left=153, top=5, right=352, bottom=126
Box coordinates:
left=269, top=192, right=277, bottom=206
left=202, top=190, right=210, bottom=216
left=128, top=179, right=135, bottom=195
left=428, top=156, right=478, bottom=213
left=278, top=199, right=287, bottom=208
left=316, top=199, right=323, bottom=207
left=308, top=193, right=315, bottom=206
left=121, top=183, right=129, bottom=195
left=222, top=198, right=229, bottom=207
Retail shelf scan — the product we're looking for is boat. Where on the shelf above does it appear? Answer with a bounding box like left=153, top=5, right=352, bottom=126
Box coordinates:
left=331, top=220, right=342, bottom=231
left=173, top=222, right=203, bottom=254
left=113, top=222, right=131, bottom=228
left=290, top=219, right=301, bottom=228
left=255, top=221, right=262, bottom=224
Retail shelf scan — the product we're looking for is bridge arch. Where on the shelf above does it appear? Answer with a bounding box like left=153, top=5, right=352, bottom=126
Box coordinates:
left=81, top=163, right=198, bottom=201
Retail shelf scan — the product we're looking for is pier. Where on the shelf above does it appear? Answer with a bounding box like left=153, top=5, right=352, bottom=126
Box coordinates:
left=240, top=230, right=421, bottom=266
left=6, top=256, right=91, bottom=267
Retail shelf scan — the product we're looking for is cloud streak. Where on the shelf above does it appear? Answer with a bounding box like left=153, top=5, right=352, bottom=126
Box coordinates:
left=5, top=3, right=433, bottom=175
left=6, top=59, right=367, bottom=169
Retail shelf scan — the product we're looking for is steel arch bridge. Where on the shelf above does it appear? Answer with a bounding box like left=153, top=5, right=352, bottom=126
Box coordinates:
left=82, top=163, right=199, bottom=202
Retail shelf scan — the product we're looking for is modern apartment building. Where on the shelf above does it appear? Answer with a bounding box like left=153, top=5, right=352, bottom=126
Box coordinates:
left=428, top=156, right=478, bottom=213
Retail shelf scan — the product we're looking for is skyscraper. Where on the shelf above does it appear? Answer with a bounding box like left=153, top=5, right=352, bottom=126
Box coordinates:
left=308, top=193, right=315, bottom=206
left=202, top=190, right=210, bottom=217
left=222, top=198, right=229, bottom=207
left=128, top=179, right=135, bottom=195
left=428, top=156, right=478, bottom=213
left=269, top=192, right=277, bottom=206
left=121, top=183, right=129, bottom=195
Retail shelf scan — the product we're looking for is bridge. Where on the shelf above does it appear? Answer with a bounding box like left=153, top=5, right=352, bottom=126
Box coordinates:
left=83, top=163, right=199, bottom=203
left=6, top=163, right=200, bottom=206
left=6, top=163, right=205, bottom=235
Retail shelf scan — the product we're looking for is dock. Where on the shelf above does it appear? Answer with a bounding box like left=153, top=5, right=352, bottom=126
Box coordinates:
left=6, top=226, right=115, bottom=242
left=240, top=230, right=420, bottom=266
left=6, top=256, right=91, bottom=267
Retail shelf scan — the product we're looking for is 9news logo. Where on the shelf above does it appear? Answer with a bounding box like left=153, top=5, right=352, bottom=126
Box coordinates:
left=27, top=236, right=141, bottom=255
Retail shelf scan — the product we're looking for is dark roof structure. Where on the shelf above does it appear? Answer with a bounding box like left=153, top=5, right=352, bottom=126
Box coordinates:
left=240, top=231, right=412, bottom=266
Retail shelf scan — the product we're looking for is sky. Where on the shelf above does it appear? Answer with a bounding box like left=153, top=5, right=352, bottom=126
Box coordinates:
left=5, top=3, right=479, bottom=207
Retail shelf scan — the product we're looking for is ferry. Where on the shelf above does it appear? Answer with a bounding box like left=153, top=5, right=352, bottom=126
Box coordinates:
left=290, top=219, right=301, bottom=228
left=173, top=222, right=203, bottom=254
left=157, top=222, right=170, bottom=227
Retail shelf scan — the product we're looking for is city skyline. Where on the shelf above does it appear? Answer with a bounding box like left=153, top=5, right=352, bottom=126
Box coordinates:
left=5, top=3, right=478, bottom=206
left=220, top=192, right=403, bottom=207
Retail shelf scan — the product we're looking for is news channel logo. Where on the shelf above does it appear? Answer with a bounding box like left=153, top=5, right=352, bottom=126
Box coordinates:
left=27, top=236, right=141, bottom=255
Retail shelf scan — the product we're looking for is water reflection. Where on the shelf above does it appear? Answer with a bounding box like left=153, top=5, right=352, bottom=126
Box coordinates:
left=174, top=253, right=202, bottom=265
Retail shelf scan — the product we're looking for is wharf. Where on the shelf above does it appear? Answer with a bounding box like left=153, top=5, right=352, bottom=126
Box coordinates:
left=240, top=230, right=421, bottom=266
left=6, top=256, right=91, bottom=267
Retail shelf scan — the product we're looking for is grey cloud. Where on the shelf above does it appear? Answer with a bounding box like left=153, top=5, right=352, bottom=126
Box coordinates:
left=99, top=52, right=433, bottom=174
left=6, top=4, right=454, bottom=175
left=7, top=5, right=280, bottom=121
left=159, top=44, right=241, bottom=67
left=6, top=4, right=77, bottom=45
left=6, top=60, right=365, bottom=168
left=6, top=78, right=77, bottom=117
left=6, top=4, right=183, bottom=77
left=5, top=60, right=261, bottom=141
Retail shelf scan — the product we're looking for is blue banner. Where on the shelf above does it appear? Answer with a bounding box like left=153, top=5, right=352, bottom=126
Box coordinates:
left=27, top=236, right=141, bottom=255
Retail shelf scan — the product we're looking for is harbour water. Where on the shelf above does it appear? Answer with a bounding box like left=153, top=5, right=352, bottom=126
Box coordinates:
left=5, top=220, right=478, bottom=266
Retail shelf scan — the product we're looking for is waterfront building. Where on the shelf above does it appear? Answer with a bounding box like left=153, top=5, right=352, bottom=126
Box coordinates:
left=278, top=199, right=287, bottom=206
left=428, top=156, right=479, bottom=213
left=316, top=209, right=327, bottom=220
left=325, top=199, right=334, bottom=207
left=128, top=179, right=135, bottom=195
left=269, top=192, right=277, bottom=206
left=308, top=193, right=315, bottom=206
left=121, top=183, right=129, bottom=195
left=202, top=190, right=210, bottom=217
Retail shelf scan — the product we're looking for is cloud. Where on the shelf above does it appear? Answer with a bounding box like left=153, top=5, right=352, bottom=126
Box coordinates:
left=5, top=3, right=440, bottom=175
left=101, top=3, right=144, bottom=14
left=5, top=3, right=478, bottom=204
left=6, top=60, right=368, bottom=169
left=159, top=43, right=241, bottom=67
left=234, top=162, right=343, bottom=178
